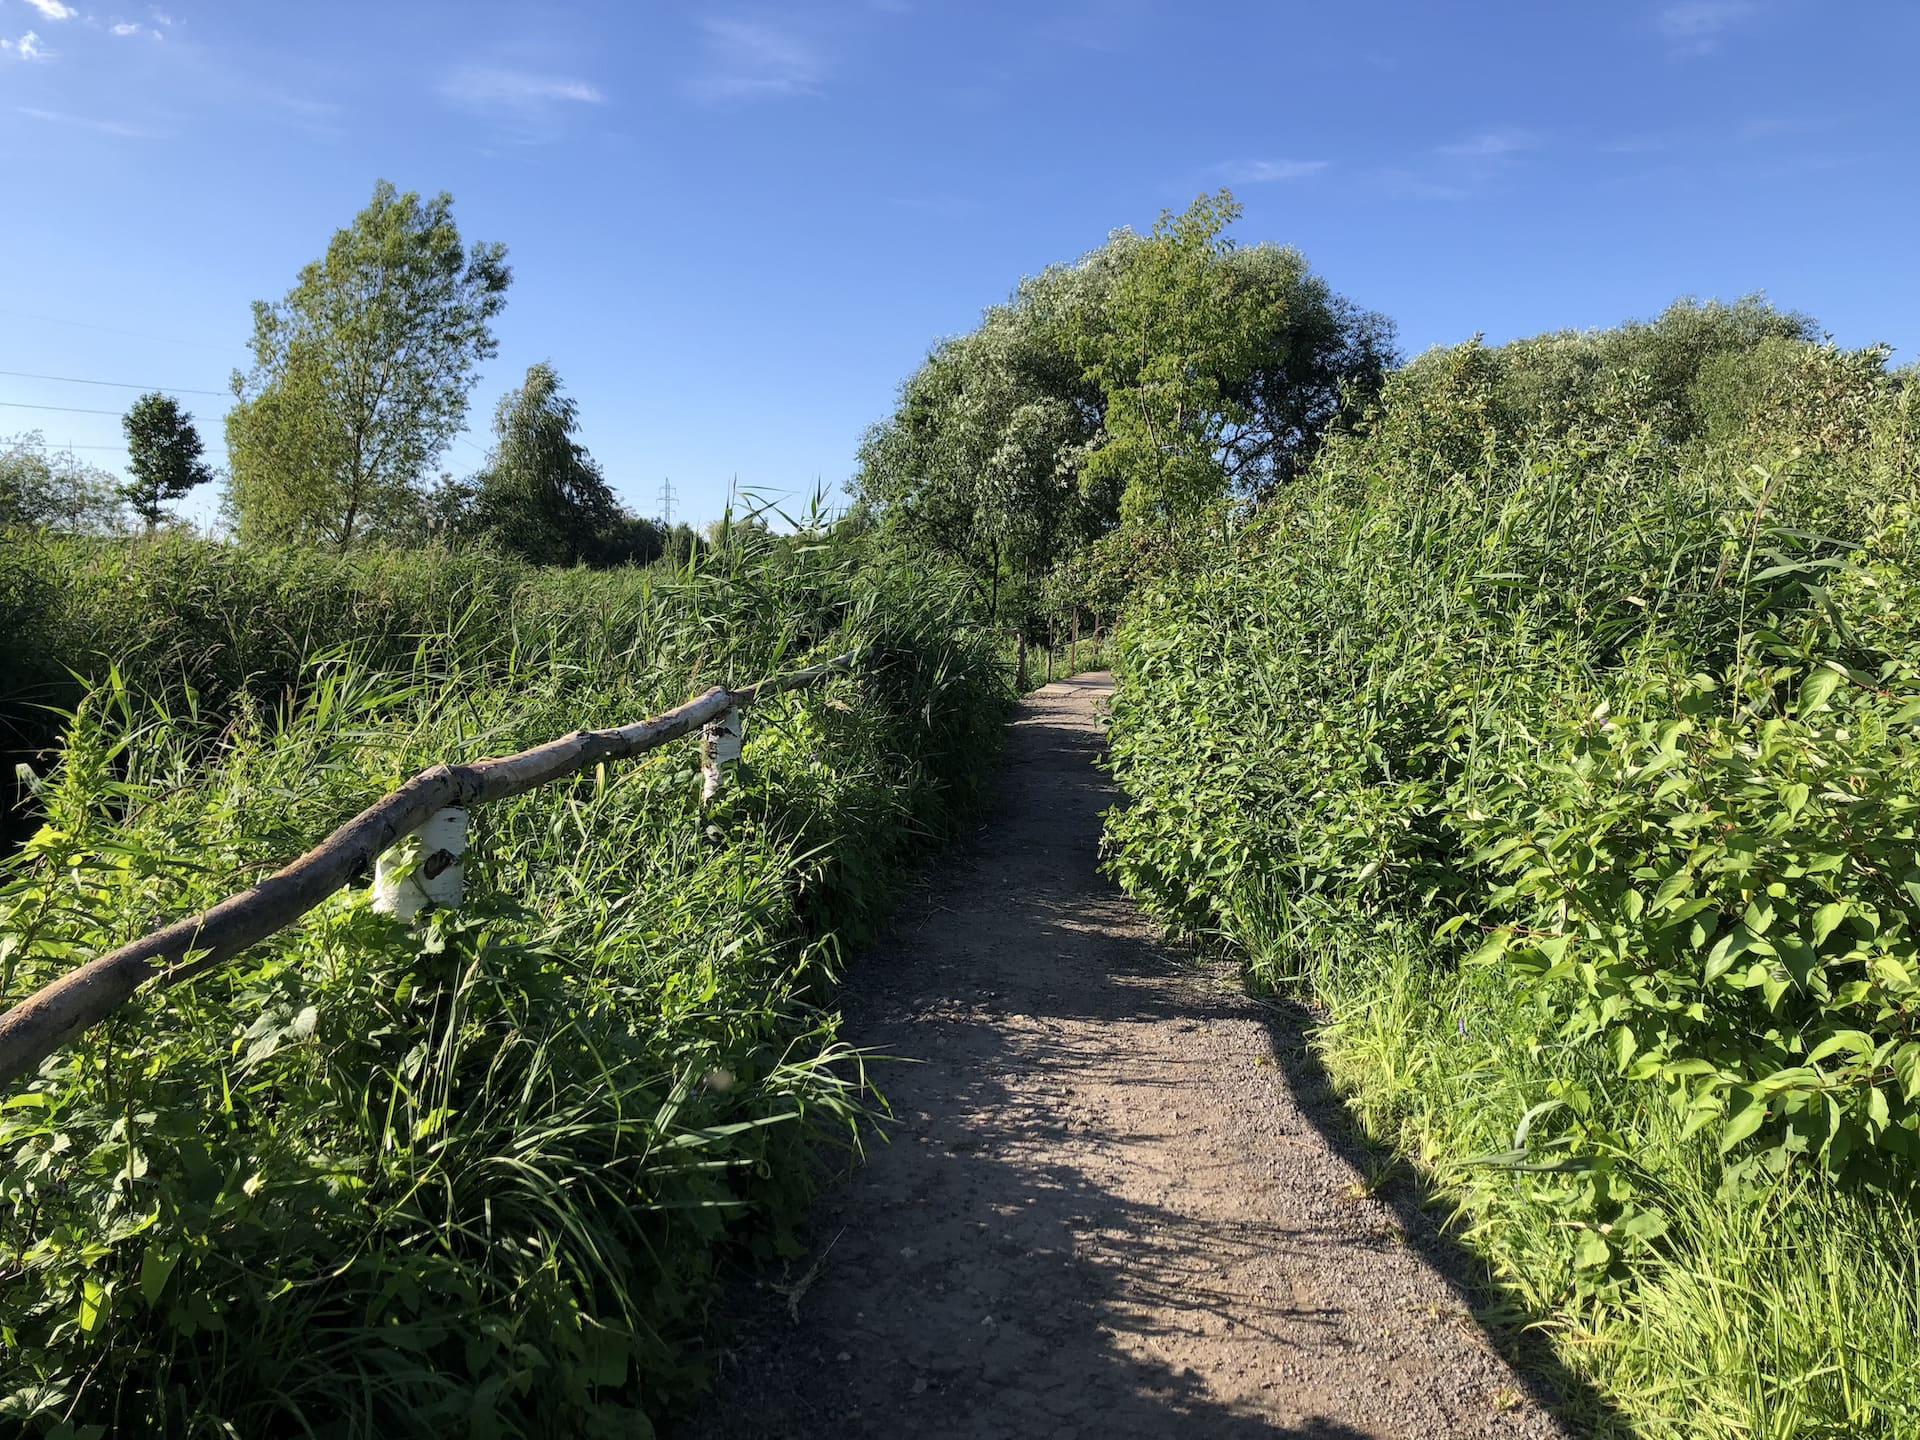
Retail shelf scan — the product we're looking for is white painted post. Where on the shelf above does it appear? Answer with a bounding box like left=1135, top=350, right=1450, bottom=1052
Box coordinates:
left=372, top=806, right=469, bottom=920
left=700, top=709, right=745, bottom=807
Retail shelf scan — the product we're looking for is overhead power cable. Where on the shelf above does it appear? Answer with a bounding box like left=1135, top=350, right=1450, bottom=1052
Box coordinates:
left=0, top=306, right=236, bottom=353
left=0, top=400, right=128, bottom=416
left=1, top=439, right=128, bottom=452
left=0, top=368, right=228, bottom=398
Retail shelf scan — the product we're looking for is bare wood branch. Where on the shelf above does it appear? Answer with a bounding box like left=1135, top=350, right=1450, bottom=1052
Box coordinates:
left=0, top=651, right=855, bottom=1090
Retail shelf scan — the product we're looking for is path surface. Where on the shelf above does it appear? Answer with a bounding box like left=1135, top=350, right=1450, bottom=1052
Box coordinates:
left=681, top=676, right=1578, bottom=1440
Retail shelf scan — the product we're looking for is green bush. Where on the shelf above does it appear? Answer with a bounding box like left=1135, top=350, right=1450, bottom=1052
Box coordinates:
left=1103, top=306, right=1920, bottom=1435
left=0, top=529, right=1008, bottom=1435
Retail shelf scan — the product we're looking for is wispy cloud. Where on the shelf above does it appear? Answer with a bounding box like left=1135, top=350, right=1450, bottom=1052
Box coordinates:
left=109, top=18, right=162, bottom=39
left=437, top=64, right=604, bottom=145
left=1215, top=158, right=1330, bottom=184
left=16, top=104, right=155, bottom=138
left=1, top=30, right=53, bottom=60
left=440, top=65, right=604, bottom=108
left=21, top=0, right=78, bottom=21
left=1436, top=129, right=1540, bottom=160
left=1378, top=128, right=1541, bottom=201
left=1657, top=0, right=1756, bottom=56
left=1595, top=134, right=1672, bottom=155
left=688, top=16, right=825, bottom=102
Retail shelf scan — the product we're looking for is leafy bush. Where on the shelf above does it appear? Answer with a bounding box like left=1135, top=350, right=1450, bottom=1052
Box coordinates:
left=1103, top=304, right=1920, bottom=1435
left=0, top=529, right=1007, bottom=1435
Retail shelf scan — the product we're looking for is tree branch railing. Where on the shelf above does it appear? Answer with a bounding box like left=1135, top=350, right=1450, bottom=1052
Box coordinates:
left=0, top=650, right=858, bottom=1090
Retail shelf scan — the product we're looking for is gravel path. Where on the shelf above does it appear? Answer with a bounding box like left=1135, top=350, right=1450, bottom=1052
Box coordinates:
left=679, top=675, right=1581, bottom=1439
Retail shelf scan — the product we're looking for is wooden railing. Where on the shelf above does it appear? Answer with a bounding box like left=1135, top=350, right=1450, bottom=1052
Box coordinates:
left=0, top=651, right=857, bottom=1089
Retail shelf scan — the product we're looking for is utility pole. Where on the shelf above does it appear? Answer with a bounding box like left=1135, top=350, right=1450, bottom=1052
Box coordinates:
left=657, top=478, right=677, bottom=526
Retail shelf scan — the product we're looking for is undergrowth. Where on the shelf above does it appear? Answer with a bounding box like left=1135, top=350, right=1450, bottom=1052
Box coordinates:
left=1103, top=304, right=1920, bottom=1437
left=0, top=528, right=1008, bottom=1435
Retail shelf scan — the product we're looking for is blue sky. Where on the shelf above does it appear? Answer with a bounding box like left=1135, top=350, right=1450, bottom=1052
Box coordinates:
left=1, top=1, right=1914, bottom=530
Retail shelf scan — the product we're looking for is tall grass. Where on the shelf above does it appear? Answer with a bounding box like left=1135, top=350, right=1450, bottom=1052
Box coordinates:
left=1102, top=309, right=1920, bottom=1436
left=0, top=527, right=1008, bottom=1435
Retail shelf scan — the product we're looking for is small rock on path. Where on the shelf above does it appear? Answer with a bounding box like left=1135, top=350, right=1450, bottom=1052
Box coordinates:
left=678, top=675, right=1578, bottom=1440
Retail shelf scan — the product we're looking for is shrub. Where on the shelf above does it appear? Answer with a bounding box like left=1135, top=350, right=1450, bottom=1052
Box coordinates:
left=0, top=528, right=1008, bottom=1435
left=1102, top=306, right=1920, bottom=1435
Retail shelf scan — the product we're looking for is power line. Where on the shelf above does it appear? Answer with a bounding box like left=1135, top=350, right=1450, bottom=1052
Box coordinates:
left=657, top=477, right=677, bottom=525
left=0, top=306, right=236, bottom=354
left=2, top=438, right=128, bottom=452
left=0, top=400, right=127, bottom=416
left=0, top=368, right=227, bottom=398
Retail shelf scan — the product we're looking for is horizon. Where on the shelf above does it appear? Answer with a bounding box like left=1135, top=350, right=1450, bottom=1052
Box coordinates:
left=2, top=0, right=1915, bottom=531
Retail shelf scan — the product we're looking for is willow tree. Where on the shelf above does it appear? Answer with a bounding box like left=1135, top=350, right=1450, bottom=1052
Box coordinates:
left=1077, top=191, right=1394, bottom=526
left=226, top=181, right=510, bottom=549
left=854, top=191, right=1393, bottom=612
left=466, top=363, right=622, bottom=566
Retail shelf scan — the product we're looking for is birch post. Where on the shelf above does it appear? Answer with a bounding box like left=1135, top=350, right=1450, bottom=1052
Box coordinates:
left=0, top=651, right=855, bottom=1089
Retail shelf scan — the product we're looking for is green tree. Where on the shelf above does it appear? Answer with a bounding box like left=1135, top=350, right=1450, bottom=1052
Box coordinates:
left=662, top=520, right=705, bottom=567
left=466, top=363, right=621, bottom=565
left=1076, top=191, right=1391, bottom=525
left=0, top=433, right=126, bottom=533
left=854, top=248, right=1120, bottom=616
left=226, top=180, right=510, bottom=549
left=120, top=392, right=212, bottom=530
left=855, top=193, right=1391, bottom=609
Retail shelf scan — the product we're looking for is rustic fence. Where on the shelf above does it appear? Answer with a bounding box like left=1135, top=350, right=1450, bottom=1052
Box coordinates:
left=0, top=650, right=856, bottom=1089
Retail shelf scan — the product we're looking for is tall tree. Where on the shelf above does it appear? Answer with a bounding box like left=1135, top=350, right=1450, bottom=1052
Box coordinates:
left=466, top=363, right=621, bottom=565
left=120, top=392, right=212, bottom=530
left=854, top=249, right=1119, bottom=618
left=1075, top=191, right=1393, bottom=525
left=225, top=180, right=510, bottom=549
left=855, top=193, right=1392, bottom=608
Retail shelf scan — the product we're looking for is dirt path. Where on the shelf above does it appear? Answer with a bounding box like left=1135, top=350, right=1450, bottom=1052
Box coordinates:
left=681, top=676, right=1581, bottom=1439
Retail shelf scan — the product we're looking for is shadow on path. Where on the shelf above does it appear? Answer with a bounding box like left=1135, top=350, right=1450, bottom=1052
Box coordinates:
left=672, top=676, right=1629, bottom=1440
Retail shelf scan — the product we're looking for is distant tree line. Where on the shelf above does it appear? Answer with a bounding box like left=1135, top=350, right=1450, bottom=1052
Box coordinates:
left=220, top=180, right=680, bottom=566
left=3, top=181, right=692, bottom=569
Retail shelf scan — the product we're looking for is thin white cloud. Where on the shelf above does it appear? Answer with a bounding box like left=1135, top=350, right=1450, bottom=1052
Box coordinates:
left=1436, top=129, right=1540, bottom=159
left=688, top=16, right=825, bottom=101
left=1217, top=158, right=1330, bottom=184
left=21, top=0, right=77, bottom=21
left=1657, top=1, right=1756, bottom=55
left=439, top=65, right=605, bottom=109
left=16, top=104, right=154, bottom=137
left=1, top=29, right=53, bottom=60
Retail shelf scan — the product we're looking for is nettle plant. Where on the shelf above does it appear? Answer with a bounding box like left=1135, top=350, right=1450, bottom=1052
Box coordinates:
left=1462, top=632, right=1920, bottom=1192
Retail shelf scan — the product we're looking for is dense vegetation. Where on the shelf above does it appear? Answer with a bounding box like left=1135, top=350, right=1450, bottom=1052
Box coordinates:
left=1102, top=301, right=1920, bottom=1436
left=11, top=167, right=1920, bottom=1435
left=0, top=530, right=1008, bottom=1435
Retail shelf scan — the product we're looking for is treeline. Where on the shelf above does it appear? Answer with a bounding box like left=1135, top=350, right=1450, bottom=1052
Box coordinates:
left=3, top=181, right=711, bottom=569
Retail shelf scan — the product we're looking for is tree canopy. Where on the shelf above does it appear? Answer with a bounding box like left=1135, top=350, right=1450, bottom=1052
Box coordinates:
left=464, top=363, right=628, bottom=566
left=120, top=392, right=212, bottom=530
left=1, top=434, right=126, bottom=534
left=225, top=181, right=510, bottom=549
left=853, top=191, right=1393, bottom=618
